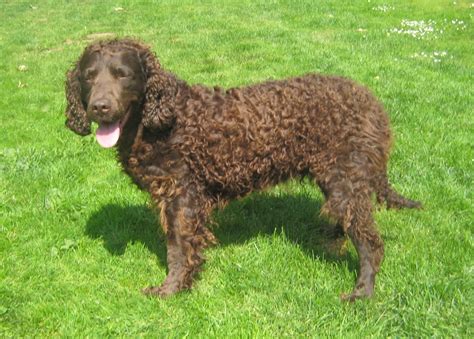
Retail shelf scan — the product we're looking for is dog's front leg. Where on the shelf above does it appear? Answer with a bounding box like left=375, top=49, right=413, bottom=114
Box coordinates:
left=143, top=183, right=216, bottom=298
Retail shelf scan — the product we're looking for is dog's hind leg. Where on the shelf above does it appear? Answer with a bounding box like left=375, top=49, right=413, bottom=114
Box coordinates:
left=319, top=166, right=384, bottom=301
left=317, top=180, right=345, bottom=239
left=341, top=194, right=383, bottom=301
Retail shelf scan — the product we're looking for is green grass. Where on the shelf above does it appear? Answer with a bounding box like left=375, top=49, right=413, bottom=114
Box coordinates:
left=1, top=0, right=472, bottom=336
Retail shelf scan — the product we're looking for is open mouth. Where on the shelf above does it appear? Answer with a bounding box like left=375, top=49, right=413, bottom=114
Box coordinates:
left=95, top=109, right=132, bottom=148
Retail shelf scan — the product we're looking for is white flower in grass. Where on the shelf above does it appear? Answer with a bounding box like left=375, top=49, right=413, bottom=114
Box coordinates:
left=410, top=51, right=449, bottom=63
left=390, top=19, right=440, bottom=39
left=385, top=12, right=463, bottom=40
left=372, top=5, right=394, bottom=12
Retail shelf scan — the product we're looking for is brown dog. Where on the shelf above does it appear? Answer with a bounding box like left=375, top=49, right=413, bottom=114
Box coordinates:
left=65, top=39, right=421, bottom=301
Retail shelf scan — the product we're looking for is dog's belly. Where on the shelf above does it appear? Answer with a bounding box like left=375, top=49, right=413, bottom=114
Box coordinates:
left=180, top=129, right=333, bottom=198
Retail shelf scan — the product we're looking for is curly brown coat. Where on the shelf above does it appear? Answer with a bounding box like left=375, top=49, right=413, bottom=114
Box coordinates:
left=65, top=39, right=421, bottom=301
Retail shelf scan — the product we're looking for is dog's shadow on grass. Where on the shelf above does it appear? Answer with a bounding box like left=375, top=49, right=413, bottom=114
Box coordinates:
left=85, top=192, right=357, bottom=272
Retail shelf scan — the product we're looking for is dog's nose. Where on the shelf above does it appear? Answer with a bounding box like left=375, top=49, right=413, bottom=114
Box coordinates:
left=91, top=99, right=111, bottom=115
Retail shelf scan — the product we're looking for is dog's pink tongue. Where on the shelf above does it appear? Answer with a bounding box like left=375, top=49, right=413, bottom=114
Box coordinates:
left=96, top=122, right=120, bottom=148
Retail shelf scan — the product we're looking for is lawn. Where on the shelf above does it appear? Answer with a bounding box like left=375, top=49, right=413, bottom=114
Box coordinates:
left=0, top=0, right=472, bottom=336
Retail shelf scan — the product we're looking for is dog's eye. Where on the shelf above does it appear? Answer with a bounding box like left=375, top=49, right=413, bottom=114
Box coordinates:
left=83, top=69, right=97, bottom=81
left=113, top=67, right=131, bottom=79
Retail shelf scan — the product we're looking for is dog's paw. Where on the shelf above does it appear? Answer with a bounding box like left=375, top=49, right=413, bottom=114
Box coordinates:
left=142, top=285, right=177, bottom=298
left=340, top=287, right=373, bottom=302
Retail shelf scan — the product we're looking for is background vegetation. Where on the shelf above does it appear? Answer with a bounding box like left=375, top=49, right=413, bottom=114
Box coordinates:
left=1, top=0, right=472, bottom=336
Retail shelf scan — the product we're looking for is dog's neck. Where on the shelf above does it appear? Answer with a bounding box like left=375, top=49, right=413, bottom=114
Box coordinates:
left=115, top=100, right=176, bottom=171
left=115, top=101, right=146, bottom=171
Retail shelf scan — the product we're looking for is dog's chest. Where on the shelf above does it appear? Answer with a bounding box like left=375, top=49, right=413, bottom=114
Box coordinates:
left=119, top=138, right=188, bottom=198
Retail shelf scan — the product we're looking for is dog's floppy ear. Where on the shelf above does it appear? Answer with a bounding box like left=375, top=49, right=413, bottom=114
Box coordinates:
left=65, top=64, right=91, bottom=136
left=140, top=48, right=178, bottom=131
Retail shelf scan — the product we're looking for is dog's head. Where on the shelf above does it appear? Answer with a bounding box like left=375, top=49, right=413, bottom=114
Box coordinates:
left=65, top=39, right=177, bottom=147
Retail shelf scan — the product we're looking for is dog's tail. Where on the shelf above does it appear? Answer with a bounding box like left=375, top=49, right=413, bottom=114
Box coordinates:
left=375, top=174, right=422, bottom=209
